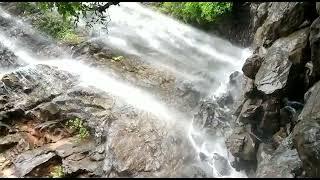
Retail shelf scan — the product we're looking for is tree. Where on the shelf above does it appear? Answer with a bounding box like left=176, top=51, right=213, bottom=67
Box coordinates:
left=19, top=2, right=120, bottom=28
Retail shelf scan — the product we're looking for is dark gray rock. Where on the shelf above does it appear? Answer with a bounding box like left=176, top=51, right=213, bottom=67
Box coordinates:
left=0, top=44, right=24, bottom=69
left=253, top=2, right=307, bottom=48
left=250, top=2, right=269, bottom=33
left=255, top=27, right=309, bottom=94
left=192, top=99, right=232, bottom=137
left=310, top=17, right=320, bottom=78
left=316, top=2, right=320, bottom=15
left=225, top=126, right=258, bottom=161
left=293, top=80, right=320, bottom=177
left=259, top=96, right=281, bottom=135
left=237, top=98, right=263, bottom=124
left=13, top=149, right=56, bottom=177
left=242, top=54, right=264, bottom=79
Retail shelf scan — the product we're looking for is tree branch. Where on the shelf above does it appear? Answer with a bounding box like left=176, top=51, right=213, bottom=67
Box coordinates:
left=96, top=2, right=120, bottom=13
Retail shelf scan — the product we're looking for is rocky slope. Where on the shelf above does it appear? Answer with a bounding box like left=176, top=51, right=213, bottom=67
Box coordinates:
left=0, top=3, right=240, bottom=178
left=1, top=1, right=320, bottom=178
left=225, top=2, right=320, bottom=177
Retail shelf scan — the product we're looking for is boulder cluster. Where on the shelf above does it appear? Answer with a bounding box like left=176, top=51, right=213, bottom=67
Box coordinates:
left=225, top=2, right=320, bottom=177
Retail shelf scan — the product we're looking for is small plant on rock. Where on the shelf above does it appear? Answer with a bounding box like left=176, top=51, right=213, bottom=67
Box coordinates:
left=50, top=165, right=64, bottom=178
left=112, top=55, right=124, bottom=61
left=65, top=118, right=90, bottom=141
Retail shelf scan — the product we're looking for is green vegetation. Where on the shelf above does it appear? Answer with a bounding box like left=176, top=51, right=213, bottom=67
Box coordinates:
left=66, top=118, right=90, bottom=141
left=16, top=2, right=119, bottom=44
left=17, top=3, right=84, bottom=44
left=33, top=12, right=83, bottom=44
left=158, top=2, right=233, bottom=24
left=50, top=165, right=64, bottom=178
left=18, top=2, right=119, bottom=27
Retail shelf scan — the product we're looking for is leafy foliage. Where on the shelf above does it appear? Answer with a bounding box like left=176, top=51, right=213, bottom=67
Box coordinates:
left=159, top=2, right=233, bottom=24
left=50, top=165, right=64, bottom=178
left=16, top=3, right=84, bottom=44
left=66, top=118, right=90, bottom=141
left=33, top=11, right=83, bottom=44
left=18, top=2, right=119, bottom=28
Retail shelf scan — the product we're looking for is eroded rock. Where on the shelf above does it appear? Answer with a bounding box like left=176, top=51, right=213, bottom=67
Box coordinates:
left=256, top=135, right=303, bottom=178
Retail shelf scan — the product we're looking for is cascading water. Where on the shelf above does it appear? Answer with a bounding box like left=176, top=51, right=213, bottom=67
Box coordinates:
left=84, top=2, right=251, bottom=96
left=0, top=2, right=251, bottom=178
left=87, top=3, right=251, bottom=177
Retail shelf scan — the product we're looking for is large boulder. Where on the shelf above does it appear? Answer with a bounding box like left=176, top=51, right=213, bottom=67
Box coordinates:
left=293, top=80, right=320, bottom=177
left=242, top=54, right=264, bottom=80
left=255, top=27, right=309, bottom=95
left=250, top=2, right=269, bottom=33
left=253, top=2, right=307, bottom=48
left=0, top=63, right=202, bottom=178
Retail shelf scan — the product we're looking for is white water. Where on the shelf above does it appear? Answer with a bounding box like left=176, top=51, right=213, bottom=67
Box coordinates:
left=84, top=2, right=251, bottom=95
left=0, top=3, right=252, bottom=178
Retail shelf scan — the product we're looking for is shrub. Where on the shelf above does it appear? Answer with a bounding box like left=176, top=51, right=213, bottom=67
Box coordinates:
left=17, top=2, right=84, bottom=44
left=66, top=118, right=90, bottom=141
left=159, top=2, right=233, bottom=24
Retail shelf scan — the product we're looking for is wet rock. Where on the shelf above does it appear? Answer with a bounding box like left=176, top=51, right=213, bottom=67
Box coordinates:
left=237, top=98, right=263, bottom=124
left=193, top=99, right=232, bottom=137
left=310, top=17, right=320, bottom=78
left=62, top=153, right=104, bottom=176
left=0, top=65, right=76, bottom=119
left=251, top=2, right=269, bottom=33
left=227, top=71, right=245, bottom=104
left=256, top=135, right=303, bottom=178
left=225, top=126, right=258, bottom=161
left=211, top=153, right=231, bottom=176
left=293, top=80, right=320, bottom=177
left=34, top=102, right=60, bottom=121
left=243, top=78, right=260, bottom=99
left=253, top=2, right=307, bottom=47
left=256, top=143, right=274, bottom=166
left=258, top=97, right=281, bottom=135
left=242, top=54, right=264, bottom=79
left=0, top=44, right=24, bottom=69
left=13, top=149, right=56, bottom=177
left=272, top=127, right=287, bottom=148
left=255, top=27, right=309, bottom=95
left=317, top=2, right=320, bottom=15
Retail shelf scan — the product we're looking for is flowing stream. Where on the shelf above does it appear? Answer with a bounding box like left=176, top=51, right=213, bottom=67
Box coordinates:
left=0, top=2, right=251, bottom=178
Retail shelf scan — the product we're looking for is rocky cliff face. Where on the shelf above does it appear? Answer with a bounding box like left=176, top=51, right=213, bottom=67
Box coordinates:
left=225, top=2, right=320, bottom=177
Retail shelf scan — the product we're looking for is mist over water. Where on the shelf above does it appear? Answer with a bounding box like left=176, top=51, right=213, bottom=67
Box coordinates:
left=0, top=2, right=251, bottom=178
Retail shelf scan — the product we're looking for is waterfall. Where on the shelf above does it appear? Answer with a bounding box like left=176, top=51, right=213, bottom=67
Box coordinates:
left=0, top=2, right=251, bottom=178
